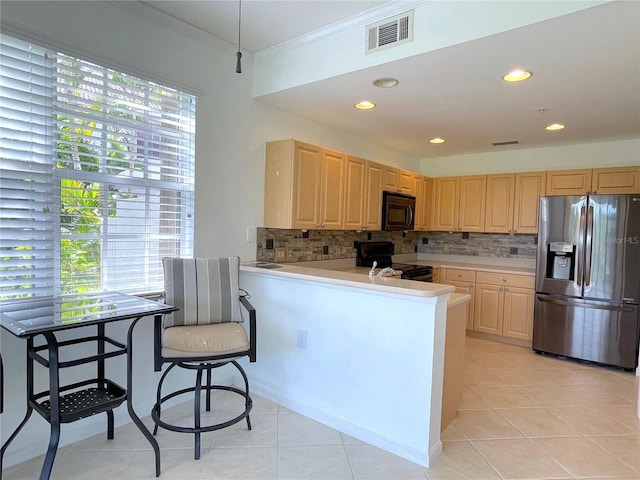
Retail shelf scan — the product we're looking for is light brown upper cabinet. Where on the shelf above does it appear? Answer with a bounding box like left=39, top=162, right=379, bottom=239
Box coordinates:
left=343, top=155, right=367, bottom=230
left=415, top=175, right=432, bottom=231
left=485, top=172, right=545, bottom=234
left=546, top=166, right=640, bottom=195
left=364, top=161, right=384, bottom=231
left=381, top=166, right=415, bottom=195
left=343, top=158, right=384, bottom=231
left=433, top=176, right=486, bottom=232
left=398, top=169, right=415, bottom=195
left=264, top=139, right=345, bottom=230
left=382, top=165, right=399, bottom=192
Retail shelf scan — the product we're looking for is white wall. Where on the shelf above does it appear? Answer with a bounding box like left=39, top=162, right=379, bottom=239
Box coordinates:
left=254, top=0, right=608, bottom=96
left=1, top=0, right=415, bottom=262
left=0, top=0, right=414, bottom=468
left=414, top=138, right=640, bottom=177
left=1, top=0, right=638, bottom=468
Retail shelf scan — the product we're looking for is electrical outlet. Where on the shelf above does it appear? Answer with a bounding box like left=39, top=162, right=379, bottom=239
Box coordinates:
left=276, top=247, right=286, bottom=261
left=297, top=330, right=307, bottom=349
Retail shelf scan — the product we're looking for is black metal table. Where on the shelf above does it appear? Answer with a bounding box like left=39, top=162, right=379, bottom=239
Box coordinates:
left=0, top=292, right=177, bottom=480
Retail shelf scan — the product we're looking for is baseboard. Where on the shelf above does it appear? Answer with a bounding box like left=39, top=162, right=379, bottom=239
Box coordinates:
left=466, top=330, right=532, bottom=348
left=245, top=376, right=438, bottom=467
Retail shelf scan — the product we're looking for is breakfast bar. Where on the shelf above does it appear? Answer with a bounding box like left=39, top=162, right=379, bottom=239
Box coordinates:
left=239, top=262, right=457, bottom=467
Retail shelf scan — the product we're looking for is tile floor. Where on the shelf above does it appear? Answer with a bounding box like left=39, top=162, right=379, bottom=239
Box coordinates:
left=3, top=337, right=639, bottom=479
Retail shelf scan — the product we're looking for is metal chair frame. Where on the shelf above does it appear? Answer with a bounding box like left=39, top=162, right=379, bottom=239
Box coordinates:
left=151, top=295, right=256, bottom=459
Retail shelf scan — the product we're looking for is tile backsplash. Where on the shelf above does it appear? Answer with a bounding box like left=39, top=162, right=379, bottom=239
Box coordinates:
left=417, top=231, right=537, bottom=259
left=256, top=228, right=537, bottom=263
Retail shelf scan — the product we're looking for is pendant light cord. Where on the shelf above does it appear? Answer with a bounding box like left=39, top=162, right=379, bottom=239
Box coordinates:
left=235, top=0, right=242, bottom=73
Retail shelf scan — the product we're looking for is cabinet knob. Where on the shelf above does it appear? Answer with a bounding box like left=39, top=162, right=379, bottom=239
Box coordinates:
left=500, top=287, right=504, bottom=291
left=316, top=224, right=321, bottom=228
left=503, top=278, right=507, bottom=282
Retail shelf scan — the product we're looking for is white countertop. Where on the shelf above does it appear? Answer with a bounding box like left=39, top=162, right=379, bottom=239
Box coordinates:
left=241, top=261, right=455, bottom=298
left=397, top=253, right=536, bottom=276
left=242, top=254, right=533, bottom=300
left=286, top=254, right=535, bottom=275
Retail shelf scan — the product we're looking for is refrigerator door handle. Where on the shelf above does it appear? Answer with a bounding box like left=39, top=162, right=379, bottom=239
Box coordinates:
left=536, top=295, right=636, bottom=313
left=576, top=204, right=586, bottom=287
left=584, top=204, right=594, bottom=287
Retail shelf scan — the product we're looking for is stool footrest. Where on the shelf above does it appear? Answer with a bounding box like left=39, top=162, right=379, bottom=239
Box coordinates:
left=151, top=385, right=252, bottom=434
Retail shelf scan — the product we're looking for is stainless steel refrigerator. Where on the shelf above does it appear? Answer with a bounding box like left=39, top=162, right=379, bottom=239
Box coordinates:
left=533, top=194, right=640, bottom=370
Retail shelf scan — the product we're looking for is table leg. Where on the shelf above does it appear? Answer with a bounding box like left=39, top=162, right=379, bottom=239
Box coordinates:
left=127, top=315, right=161, bottom=477
left=0, top=338, right=36, bottom=480
left=38, top=332, right=61, bottom=480
left=0, top=352, right=4, bottom=414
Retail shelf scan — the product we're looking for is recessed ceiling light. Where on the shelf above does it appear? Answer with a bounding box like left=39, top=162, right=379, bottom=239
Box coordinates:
left=372, top=77, right=399, bottom=88
left=545, top=123, right=565, bottom=131
left=502, top=69, right=532, bottom=82
left=430, top=137, right=445, bottom=144
left=355, top=101, right=376, bottom=110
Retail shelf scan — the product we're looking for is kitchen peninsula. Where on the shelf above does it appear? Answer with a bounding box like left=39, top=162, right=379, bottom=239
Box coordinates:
left=239, top=262, right=458, bottom=467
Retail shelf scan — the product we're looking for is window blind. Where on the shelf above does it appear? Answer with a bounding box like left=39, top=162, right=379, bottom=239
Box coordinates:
left=1, top=34, right=195, bottom=299
left=0, top=37, right=55, bottom=298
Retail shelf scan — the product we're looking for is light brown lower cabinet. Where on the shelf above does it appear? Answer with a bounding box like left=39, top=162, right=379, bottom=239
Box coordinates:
left=432, top=267, right=441, bottom=283
left=474, top=272, right=535, bottom=341
left=444, top=268, right=476, bottom=330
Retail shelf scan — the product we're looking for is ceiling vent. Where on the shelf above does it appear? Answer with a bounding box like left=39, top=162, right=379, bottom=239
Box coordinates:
left=366, top=11, right=413, bottom=54
left=492, top=140, right=521, bottom=147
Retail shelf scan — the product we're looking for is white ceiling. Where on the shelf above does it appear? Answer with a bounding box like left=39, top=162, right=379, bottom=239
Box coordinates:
left=143, top=0, right=640, bottom=159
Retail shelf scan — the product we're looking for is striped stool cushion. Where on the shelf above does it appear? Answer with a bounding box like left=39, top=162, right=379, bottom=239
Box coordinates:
left=162, top=257, right=242, bottom=329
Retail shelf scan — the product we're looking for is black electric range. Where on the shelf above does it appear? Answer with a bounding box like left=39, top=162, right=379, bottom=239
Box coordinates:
left=355, top=241, right=433, bottom=282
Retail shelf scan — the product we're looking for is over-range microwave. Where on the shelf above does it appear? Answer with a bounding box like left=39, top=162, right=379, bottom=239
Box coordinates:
left=382, top=191, right=415, bottom=231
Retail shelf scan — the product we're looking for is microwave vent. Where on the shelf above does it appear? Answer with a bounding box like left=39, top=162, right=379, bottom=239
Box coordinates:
left=366, top=11, right=413, bottom=54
